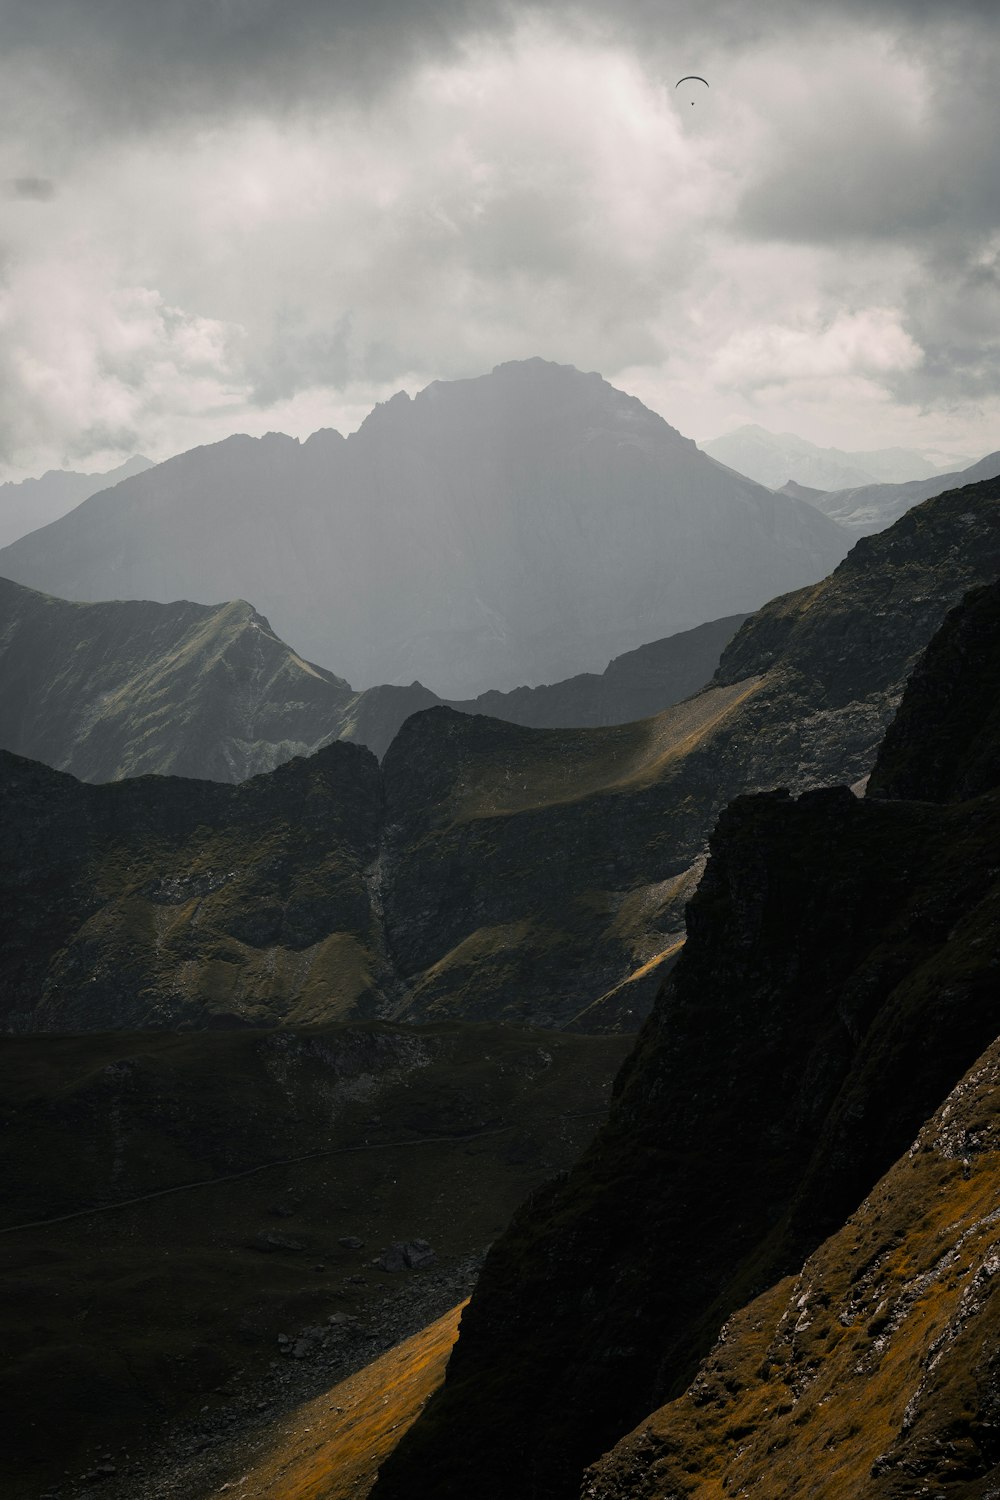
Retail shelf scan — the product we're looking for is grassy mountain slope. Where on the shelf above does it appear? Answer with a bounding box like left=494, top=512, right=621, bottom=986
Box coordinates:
left=0, top=576, right=355, bottom=782
left=370, top=577, right=1000, bottom=1500
left=0, top=575, right=745, bottom=775
left=584, top=1031, right=1000, bottom=1499
left=0, top=1021, right=630, bottom=1496
left=0, top=741, right=384, bottom=1031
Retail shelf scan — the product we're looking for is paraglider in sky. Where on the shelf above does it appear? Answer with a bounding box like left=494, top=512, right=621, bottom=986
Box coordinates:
left=675, top=75, right=709, bottom=104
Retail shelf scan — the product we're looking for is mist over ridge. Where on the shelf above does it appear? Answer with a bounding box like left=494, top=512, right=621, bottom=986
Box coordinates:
left=0, top=358, right=849, bottom=699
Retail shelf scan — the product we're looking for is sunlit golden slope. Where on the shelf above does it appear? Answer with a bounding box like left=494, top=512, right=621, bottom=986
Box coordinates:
left=224, top=1302, right=466, bottom=1500
left=584, top=1032, right=1000, bottom=1498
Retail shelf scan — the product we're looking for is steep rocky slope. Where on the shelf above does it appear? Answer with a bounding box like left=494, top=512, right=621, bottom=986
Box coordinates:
left=0, top=575, right=744, bottom=776
left=2, top=475, right=998, bottom=1036
left=0, top=359, right=848, bottom=696
left=370, top=578, right=1000, bottom=1500
left=584, top=1033, right=1000, bottom=1499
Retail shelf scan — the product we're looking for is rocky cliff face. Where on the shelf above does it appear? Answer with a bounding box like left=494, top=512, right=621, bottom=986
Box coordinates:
left=867, top=577, right=1000, bottom=804
left=3, top=477, right=998, bottom=1036
left=0, top=359, right=848, bottom=697
left=370, top=578, right=1000, bottom=1500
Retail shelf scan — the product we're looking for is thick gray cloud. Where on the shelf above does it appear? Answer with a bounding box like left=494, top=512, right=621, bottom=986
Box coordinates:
left=0, top=0, right=998, bottom=479
left=5, top=177, right=56, bottom=200
left=3, top=0, right=996, bottom=128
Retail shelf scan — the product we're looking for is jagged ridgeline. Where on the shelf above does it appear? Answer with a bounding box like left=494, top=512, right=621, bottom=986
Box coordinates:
left=0, top=359, right=849, bottom=699
left=370, top=577, right=1000, bottom=1500
left=2, top=474, right=998, bottom=1035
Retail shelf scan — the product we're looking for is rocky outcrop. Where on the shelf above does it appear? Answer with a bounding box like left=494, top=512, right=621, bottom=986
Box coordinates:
left=370, top=567, right=1000, bottom=1500
left=867, top=577, right=1000, bottom=803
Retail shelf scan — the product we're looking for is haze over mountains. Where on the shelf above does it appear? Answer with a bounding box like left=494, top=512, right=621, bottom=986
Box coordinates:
left=702, top=424, right=968, bottom=491
left=4, top=473, right=996, bottom=1037
left=0, top=360, right=850, bottom=698
left=0, top=575, right=747, bottom=777
left=782, top=448, right=1000, bottom=535
left=0, top=455, right=152, bottom=550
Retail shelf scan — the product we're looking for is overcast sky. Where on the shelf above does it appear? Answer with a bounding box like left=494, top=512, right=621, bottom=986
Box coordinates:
left=1, top=0, right=998, bottom=479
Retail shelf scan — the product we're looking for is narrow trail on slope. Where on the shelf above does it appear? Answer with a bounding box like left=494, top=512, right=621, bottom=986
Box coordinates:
left=0, top=1124, right=516, bottom=1236
left=1, top=1111, right=608, bottom=1237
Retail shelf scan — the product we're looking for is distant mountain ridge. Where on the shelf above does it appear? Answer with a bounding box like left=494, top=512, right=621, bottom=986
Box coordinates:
left=0, top=574, right=746, bottom=778
left=783, top=448, right=1000, bottom=533
left=702, top=423, right=964, bottom=491
left=3, top=472, right=997, bottom=1036
left=0, top=455, right=152, bottom=549
left=0, top=360, right=849, bottom=697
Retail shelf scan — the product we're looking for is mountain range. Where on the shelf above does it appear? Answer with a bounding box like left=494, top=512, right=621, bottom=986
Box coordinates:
left=3, top=470, right=997, bottom=1037
left=0, top=360, right=851, bottom=698
left=702, top=423, right=967, bottom=490
left=371, top=570, right=1000, bottom=1500
left=780, top=448, right=1000, bottom=534
left=3, top=421, right=1000, bottom=1498
left=0, top=455, right=152, bottom=549
left=0, top=574, right=746, bottom=777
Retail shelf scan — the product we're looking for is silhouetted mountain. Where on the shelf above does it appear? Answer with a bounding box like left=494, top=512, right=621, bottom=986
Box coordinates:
left=2, top=474, right=997, bottom=1037
left=703, top=423, right=959, bottom=490
left=787, top=448, right=1000, bottom=533
left=0, top=360, right=849, bottom=697
left=370, top=576, right=1000, bottom=1500
left=0, top=455, right=152, bottom=549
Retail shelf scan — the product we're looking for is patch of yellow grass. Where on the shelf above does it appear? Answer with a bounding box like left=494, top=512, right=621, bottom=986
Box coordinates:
left=222, top=1302, right=466, bottom=1500
left=449, top=680, right=762, bottom=823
